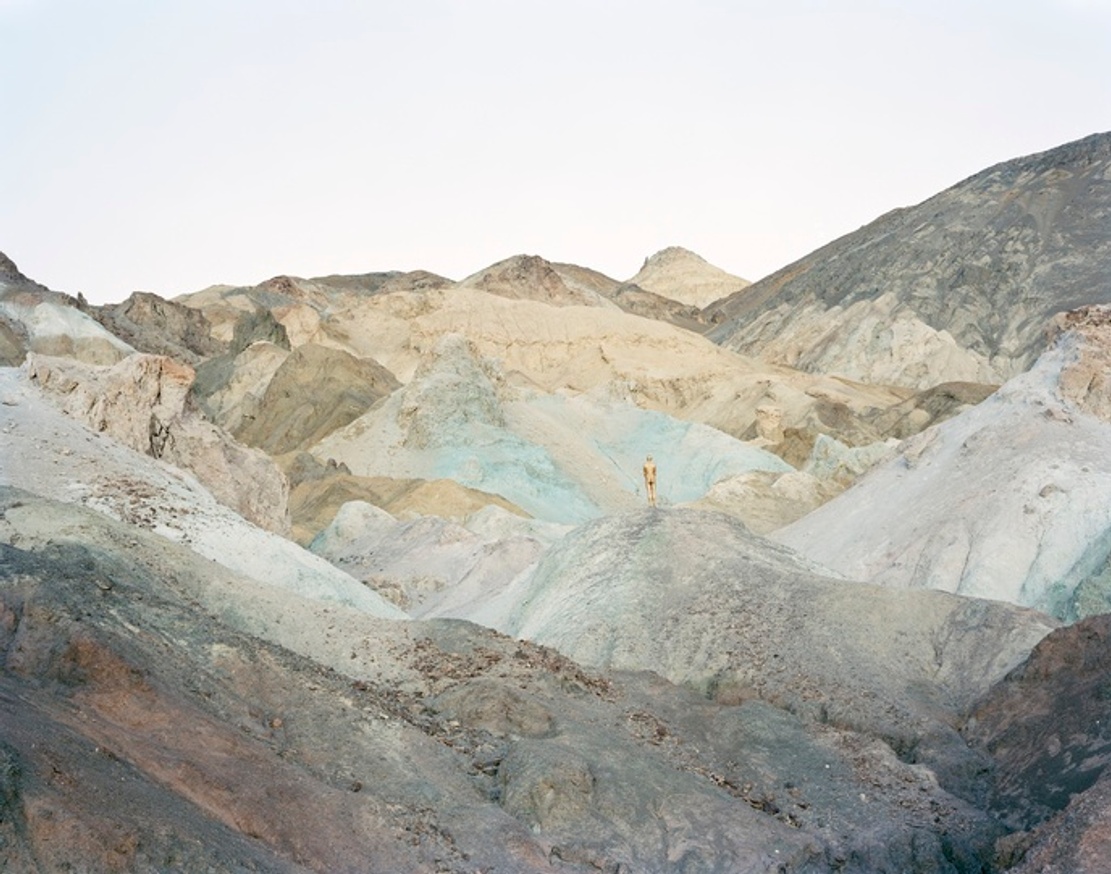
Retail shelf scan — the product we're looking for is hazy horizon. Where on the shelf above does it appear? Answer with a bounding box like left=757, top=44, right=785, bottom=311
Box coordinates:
left=3, top=0, right=1109, bottom=304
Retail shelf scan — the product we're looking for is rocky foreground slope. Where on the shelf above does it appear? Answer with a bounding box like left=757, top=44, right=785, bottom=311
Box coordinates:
left=0, top=477, right=1062, bottom=872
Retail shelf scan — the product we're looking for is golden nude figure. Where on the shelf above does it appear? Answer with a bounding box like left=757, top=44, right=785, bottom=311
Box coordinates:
left=642, top=455, right=657, bottom=507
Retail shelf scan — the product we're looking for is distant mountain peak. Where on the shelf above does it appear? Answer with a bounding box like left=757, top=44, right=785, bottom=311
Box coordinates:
left=628, top=247, right=750, bottom=309
left=639, top=246, right=710, bottom=268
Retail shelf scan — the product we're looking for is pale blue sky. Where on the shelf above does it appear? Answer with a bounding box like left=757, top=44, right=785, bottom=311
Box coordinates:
left=2, top=0, right=1108, bottom=303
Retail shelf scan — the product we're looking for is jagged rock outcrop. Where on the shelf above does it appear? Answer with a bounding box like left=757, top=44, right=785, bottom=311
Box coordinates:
left=23, top=354, right=291, bottom=535
left=443, top=507, right=1055, bottom=868
left=965, top=614, right=1111, bottom=830
left=0, top=253, right=134, bottom=366
left=708, top=132, right=1111, bottom=388
left=628, top=246, right=751, bottom=309
left=774, top=307, right=1111, bottom=620
left=0, top=318, right=24, bottom=366
left=0, top=252, right=30, bottom=286
left=868, top=381, right=1000, bottom=440
left=1003, top=771, right=1111, bottom=874
left=1049, top=303, right=1111, bottom=419
left=177, top=254, right=908, bottom=461
left=0, top=369, right=401, bottom=615
left=194, top=340, right=290, bottom=434
left=89, top=291, right=226, bottom=366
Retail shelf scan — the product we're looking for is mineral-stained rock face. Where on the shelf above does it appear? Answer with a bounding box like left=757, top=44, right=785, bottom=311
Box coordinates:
left=286, top=466, right=527, bottom=546
left=0, top=371, right=403, bottom=617
left=1049, top=303, right=1111, bottom=420
left=0, top=317, right=25, bottom=366
left=773, top=311, right=1111, bottom=620
left=708, top=132, right=1111, bottom=388
left=24, top=353, right=290, bottom=535
left=314, top=334, right=795, bottom=524
left=867, top=380, right=1000, bottom=440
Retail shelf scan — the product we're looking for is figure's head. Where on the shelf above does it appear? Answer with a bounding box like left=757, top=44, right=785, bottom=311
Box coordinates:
left=646, top=454, right=653, bottom=461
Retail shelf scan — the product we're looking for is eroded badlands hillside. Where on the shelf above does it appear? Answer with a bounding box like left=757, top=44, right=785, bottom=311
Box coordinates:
left=3, top=131, right=1111, bottom=872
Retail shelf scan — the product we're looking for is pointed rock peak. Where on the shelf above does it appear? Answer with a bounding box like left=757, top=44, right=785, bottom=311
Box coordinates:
left=257, top=274, right=307, bottom=297
left=460, top=253, right=562, bottom=289
left=628, top=247, right=751, bottom=309
left=0, top=251, right=29, bottom=284
left=639, top=246, right=712, bottom=270
left=459, top=254, right=607, bottom=307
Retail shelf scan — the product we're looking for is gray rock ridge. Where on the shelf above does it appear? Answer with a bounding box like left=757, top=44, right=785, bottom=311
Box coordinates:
left=707, top=131, right=1111, bottom=388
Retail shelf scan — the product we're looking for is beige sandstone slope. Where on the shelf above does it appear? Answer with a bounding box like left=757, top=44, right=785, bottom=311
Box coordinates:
left=286, top=468, right=528, bottom=546
left=175, top=255, right=907, bottom=460
left=185, top=271, right=907, bottom=462
left=628, top=246, right=751, bottom=309
left=233, top=342, right=400, bottom=455
left=321, top=282, right=906, bottom=440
